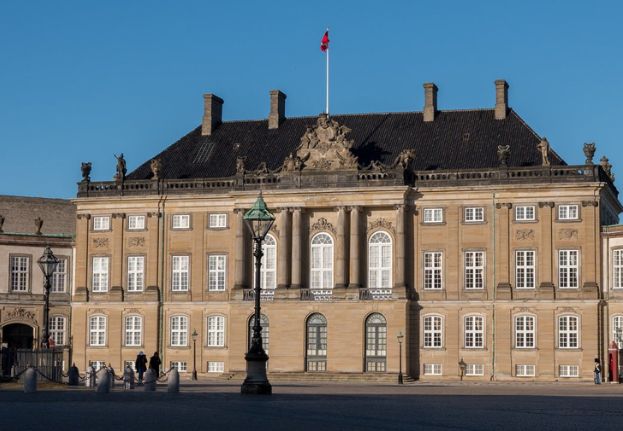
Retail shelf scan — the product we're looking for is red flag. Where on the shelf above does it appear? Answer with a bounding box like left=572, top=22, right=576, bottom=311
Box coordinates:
left=320, top=31, right=329, bottom=52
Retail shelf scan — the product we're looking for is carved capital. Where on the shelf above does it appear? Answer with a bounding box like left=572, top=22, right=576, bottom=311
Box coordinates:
left=112, top=213, right=126, bottom=219
left=582, top=200, right=599, bottom=207
left=77, top=214, right=91, bottom=220
left=495, top=203, right=512, bottom=209
left=538, top=202, right=555, bottom=208
left=347, top=206, right=363, bottom=213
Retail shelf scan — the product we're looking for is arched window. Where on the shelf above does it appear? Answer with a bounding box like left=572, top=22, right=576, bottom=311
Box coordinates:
left=365, top=313, right=387, bottom=372
left=207, top=315, right=225, bottom=347
left=170, top=315, right=188, bottom=347
left=423, top=315, right=443, bottom=348
left=464, top=315, right=484, bottom=348
left=254, top=234, right=277, bottom=296
left=248, top=314, right=269, bottom=352
left=311, top=233, right=333, bottom=296
left=125, top=315, right=142, bottom=347
left=514, top=315, right=535, bottom=348
left=613, top=315, right=623, bottom=345
left=49, top=316, right=66, bottom=346
left=306, top=313, right=327, bottom=372
left=368, top=231, right=392, bottom=296
left=89, top=315, right=107, bottom=346
left=558, top=315, right=579, bottom=348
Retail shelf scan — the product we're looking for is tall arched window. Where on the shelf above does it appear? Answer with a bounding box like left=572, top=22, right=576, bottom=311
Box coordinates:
left=254, top=234, right=277, bottom=297
left=125, top=315, right=143, bottom=347
left=306, top=313, right=327, bottom=372
left=170, top=315, right=188, bottom=347
left=365, top=313, right=387, bottom=372
left=368, top=231, right=392, bottom=298
left=311, top=233, right=333, bottom=297
left=248, top=314, right=269, bottom=352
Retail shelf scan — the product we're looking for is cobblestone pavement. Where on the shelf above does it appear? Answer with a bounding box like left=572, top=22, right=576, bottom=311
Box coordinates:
left=1, top=381, right=622, bottom=430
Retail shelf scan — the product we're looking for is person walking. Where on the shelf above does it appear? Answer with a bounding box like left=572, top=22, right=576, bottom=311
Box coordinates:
left=149, top=351, right=161, bottom=377
left=135, top=351, right=148, bottom=384
left=594, top=358, right=602, bottom=384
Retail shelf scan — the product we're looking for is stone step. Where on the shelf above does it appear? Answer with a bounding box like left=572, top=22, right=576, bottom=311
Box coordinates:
left=212, top=372, right=414, bottom=383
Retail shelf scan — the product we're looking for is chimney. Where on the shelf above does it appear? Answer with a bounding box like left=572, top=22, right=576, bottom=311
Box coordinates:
left=494, top=80, right=509, bottom=120
left=423, top=83, right=438, bottom=122
left=201, top=93, right=224, bottom=136
left=268, top=90, right=287, bottom=129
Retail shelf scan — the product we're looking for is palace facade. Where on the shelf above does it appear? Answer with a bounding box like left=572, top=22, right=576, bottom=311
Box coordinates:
left=70, top=81, right=622, bottom=381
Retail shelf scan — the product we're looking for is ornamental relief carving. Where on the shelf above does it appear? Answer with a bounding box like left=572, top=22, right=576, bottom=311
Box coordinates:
left=368, top=218, right=395, bottom=235
left=128, top=237, right=145, bottom=248
left=5, top=307, right=38, bottom=325
left=92, top=238, right=109, bottom=248
left=559, top=229, right=578, bottom=240
left=515, top=229, right=534, bottom=240
left=310, top=217, right=337, bottom=235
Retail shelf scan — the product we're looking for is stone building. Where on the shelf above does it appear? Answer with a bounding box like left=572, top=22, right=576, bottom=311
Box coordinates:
left=0, top=196, right=75, bottom=373
left=71, top=81, right=621, bottom=381
left=601, top=224, right=623, bottom=381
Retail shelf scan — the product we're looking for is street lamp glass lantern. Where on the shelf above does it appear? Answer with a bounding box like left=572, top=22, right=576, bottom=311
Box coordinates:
left=37, top=246, right=60, bottom=278
left=192, top=329, right=198, bottom=342
left=243, top=194, right=275, bottom=241
left=397, top=332, right=404, bottom=343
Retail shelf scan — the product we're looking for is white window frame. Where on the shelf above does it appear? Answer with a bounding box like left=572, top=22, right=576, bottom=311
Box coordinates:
left=613, top=315, right=623, bottom=346
left=49, top=316, right=66, bottom=346
left=464, top=251, right=485, bottom=290
left=423, top=208, right=443, bottom=223
left=464, top=207, right=484, bottom=222
left=368, top=231, right=392, bottom=292
left=515, top=205, right=536, bottom=221
left=423, top=363, right=442, bottom=375
left=558, top=315, right=579, bottom=349
left=93, top=216, right=110, bottom=231
left=92, top=256, right=109, bottom=292
left=310, top=233, right=334, bottom=294
left=613, top=249, right=623, bottom=289
left=464, top=314, right=485, bottom=348
left=515, top=250, right=536, bottom=289
left=558, top=250, right=579, bottom=289
left=514, top=315, right=536, bottom=348
left=171, top=255, right=189, bottom=292
left=208, top=213, right=227, bottom=228
left=208, top=255, right=227, bottom=291
left=207, top=315, right=225, bottom=347
left=10, top=255, right=29, bottom=292
left=423, top=252, right=443, bottom=290
left=172, top=214, right=190, bottom=229
left=128, top=215, right=146, bottom=230
left=254, top=234, right=276, bottom=294
left=51, top=258, right=67, bottom=293
left=124, top=315, right=142, bottom=347
left=466, top=364, right=484, bottom=376
left=127, top=256, right=145, bottom=292
left=170, top=361, right=188, bottom=372
left=208, top=361, right=224, bottom=373
left=423, top=314, right=443, bottom=348
left=516, top=364, right=535, bottom=377
left=170, top=315, right=188, bottom=347
left=559, top=365, right=579, bottom=378
left=558, top=204, right=579, bottom=221
left=89, top=315, right=107, bottom=346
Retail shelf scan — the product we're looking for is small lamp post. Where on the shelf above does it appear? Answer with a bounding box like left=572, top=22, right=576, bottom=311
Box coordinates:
left=241, top=193, right=275, bottom=395
left=191, top=329, right=198, bottom=381
left=458, top=357, right=467, bottom=381
left=397, top=332, right=404, bottom=384
left=37, top=246, right=59, bottom=349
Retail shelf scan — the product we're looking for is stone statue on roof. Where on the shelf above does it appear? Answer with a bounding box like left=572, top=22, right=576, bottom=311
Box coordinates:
left=150, top=158, right=162, bottom=180
left=81, top=162, right=92, bottom=182
left=114, top=153, right=127, bottom=182
left=537, top=138, right=550, bottom=166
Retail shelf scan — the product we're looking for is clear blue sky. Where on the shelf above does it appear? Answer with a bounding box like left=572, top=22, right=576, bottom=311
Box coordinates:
left=1, top=0, right=622, bottom=198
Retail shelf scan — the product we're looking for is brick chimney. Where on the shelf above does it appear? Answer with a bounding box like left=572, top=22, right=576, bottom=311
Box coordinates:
left=494, top=80, right=509, bottom=120
left=423, top=83, right=438, bottom=122
left=201, top=93, right=224, bottom=136
left=268, top=90, right=287, bottom=129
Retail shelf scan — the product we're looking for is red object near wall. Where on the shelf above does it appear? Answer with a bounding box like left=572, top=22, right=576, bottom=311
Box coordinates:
left=608, top=341, right=619, bottom=382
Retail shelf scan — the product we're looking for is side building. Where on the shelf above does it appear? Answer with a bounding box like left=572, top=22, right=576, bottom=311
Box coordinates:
left=71, top=81, right=622, bottom=381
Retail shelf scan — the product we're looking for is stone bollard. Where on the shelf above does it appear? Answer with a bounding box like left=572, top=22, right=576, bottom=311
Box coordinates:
left=68, top=364, right=80, bottom=386
left=23, top=367, right=37, bottom=393
left=143, top=369, right=156, bottom=392
left=88, top=366, right=97, bottom=388
left=123, top=366, right=135, bottom=390
left=96, top=369, right=111, bottom=393
left=108, top=366, right=115, bottom=390
left=167, top=368, right=179, bottom=393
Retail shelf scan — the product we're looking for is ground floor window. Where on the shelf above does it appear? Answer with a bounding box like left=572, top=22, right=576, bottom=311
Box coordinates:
left=515, top=364, right=535, bottom=377
left=170, top=361, right=187, bottom=372
left=365, top=313, right=387, bottom=372
left=306, top=313, right=327, bottom=372
left=423, top=363, right=442, bottom=375
left=208, top=361, right=224, bottom=373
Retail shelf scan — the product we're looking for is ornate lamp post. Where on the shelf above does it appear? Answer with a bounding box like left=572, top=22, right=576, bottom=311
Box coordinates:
left=191, top=329, right=198, bottom=381
left=241, top=193, right=275, bottom=395
left=397, top=331, right=404, bottom=384
left=37, top=246, right=59, bottom=349
left=458, top=357, right=467, bottom=381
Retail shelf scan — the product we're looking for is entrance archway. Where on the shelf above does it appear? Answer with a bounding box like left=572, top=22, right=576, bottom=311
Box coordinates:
left=2, top=323, right=34, bottom=349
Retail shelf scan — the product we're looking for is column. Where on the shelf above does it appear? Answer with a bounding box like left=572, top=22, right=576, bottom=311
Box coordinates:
left=335, top=207, right=347, bottom=288
left=538, top=202, right=554, bottom=288
left=495, top=203, right=512, bottom=290
left=291, top=208, right=302, bottom=289
left=349, top=206, right=362, bottom=288
left=395, top=205, right=405, bottom=288
left=277, top=209, right=290, bottom=289
left=234, top=209, right=247, bottom=289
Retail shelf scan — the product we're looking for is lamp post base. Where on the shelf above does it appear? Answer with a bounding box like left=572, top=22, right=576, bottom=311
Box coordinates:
left=192, top=370, right=198, bottom=381
left=241, top=348, right=271, bottom=395
left=241, top=380, right=272, bottom=395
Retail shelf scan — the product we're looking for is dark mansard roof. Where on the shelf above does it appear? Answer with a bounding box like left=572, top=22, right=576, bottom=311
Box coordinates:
left=127, top=109, right=563, bottom=180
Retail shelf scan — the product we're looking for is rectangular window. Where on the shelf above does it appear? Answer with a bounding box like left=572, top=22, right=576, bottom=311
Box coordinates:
left=464, top=207, right=484, bottom=222
left=423, top=364, right=442, bottom=375
left=208, top=361, right=225, bottom=373
left=10, top=256, right=29, bottom=292
left=128, top=215, right=145, bottom=230
left=613, top=316, right=623, bottom=346
left=170, top=316, right=188, bottom=346
left=423, top=315, right=443, bottom=348
left=559, top=365, right=579, bottom=377
left=464, top=251, right=485, bottom=289
left=515, top=250, right=536, bottom=289
left=170, top=361, right=188, bottom=372
left=515, top=206, right=536, bottom=221
left=49, top=316, right=66, bottom=346
left=558, top=315, right=579, bottom=348
left=466, top=364, right=484, bottom=376
left=559, top=250, right=579, bottom=288
left=124, top=316, right=142, bottom=347
left=614, top=250, right=623, bottom=289
left=93, top=216, right=110, bottom=231
left=424, top=252, right=443, bottom=290
left=208, top=255, right=227, bottom=291
left=423, top=208, right=443, bottom=223
left=558, top=205, right=579, bottom=221
left=171, top=256, right=189, bottom=291
left=89, top=360, right=106, bottom=371
left=207, top=315, right=225, bottom=347
left=92, top=257, right=109, bottom=292
left=51, top=259, right=67, bottom=293
left=172, top=214, right=190, bottom=229
left=89, top=316, right=107, bottom=346
left=515, top=315, right=535, bottom=348
left=516, top=364, right=536, bottom=377
left=127, top=256, right=145, bottom=292
left=208, top=213, right=227, bottom=228
left=464, top=315, right=484, bottom=348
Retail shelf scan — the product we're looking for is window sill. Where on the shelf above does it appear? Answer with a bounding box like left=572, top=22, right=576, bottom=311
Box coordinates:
left=422, top=347, right=446, bottom=351
left=556, top=348, right=583, bottom=352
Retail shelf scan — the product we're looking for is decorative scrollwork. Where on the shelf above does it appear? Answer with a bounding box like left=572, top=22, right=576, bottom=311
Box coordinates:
left=515, top=229, right=534, bottom=240
left=368, top=218, right=395, bottom=234
left=128, top=237, right=145, bottom=247
left=92, top=238, right=109, bottom=248
left=559, top=229, right=578, bottom=240
left=310, top=217, right=336, bottom=235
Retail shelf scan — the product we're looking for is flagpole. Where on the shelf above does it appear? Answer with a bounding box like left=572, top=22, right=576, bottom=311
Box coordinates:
left=326, top=29, right=330, bottom=116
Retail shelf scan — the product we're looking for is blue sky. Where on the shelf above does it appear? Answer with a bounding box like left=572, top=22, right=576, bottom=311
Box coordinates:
left=1, top=0, right=622, bottom=198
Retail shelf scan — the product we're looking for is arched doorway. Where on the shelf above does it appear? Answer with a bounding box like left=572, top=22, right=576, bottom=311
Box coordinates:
left=2, top=323, right=34, bottom=349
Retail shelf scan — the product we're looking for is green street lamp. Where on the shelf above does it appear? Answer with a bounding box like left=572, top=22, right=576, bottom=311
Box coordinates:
left=37, top=246, right=60, bottom=349
left=241, top=193, right=275, bottom=395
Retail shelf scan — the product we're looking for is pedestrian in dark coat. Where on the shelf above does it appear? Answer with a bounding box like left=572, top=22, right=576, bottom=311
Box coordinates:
left=149, top=352, right=161, bottom=377
left=135, top=351, right=148, bottom=384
